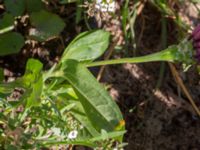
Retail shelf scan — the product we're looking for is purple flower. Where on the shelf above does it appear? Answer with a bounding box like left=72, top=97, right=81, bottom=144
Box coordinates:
left=191, top=24, right=200, bottom=63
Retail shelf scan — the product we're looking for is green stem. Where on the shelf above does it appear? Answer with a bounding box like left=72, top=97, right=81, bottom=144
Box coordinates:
left=87, top=47, right=178, bottom=67
left=156, top=13, right=167, bottom=89
left=41, top=140, right=96, bottom=148
left=0, top=25, right=14, bottom=35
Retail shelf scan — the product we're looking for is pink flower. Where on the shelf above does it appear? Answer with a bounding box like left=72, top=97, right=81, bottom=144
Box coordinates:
left=191, top=24, right=200, bottom=63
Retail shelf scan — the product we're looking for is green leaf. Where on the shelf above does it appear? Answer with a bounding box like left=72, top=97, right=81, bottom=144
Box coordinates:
left=0, top=68, right=3, bottom=82
left=0, top=32, right=24, bottom=56
left=52, top=85, right=100, bottom=138
left=29, top=10, right=65, bottom=41
left=26, top=74, right=43, bottom=108
left=0, top=13, right=14, bottom=30
left=90, top=130, right=126, bottom=142
left=0, top=59, right=43, bottom=106
left=22, top=59, right=43, bottom=107
left=70, top=101, right=101, bottom=137
left=61, top=30, right=110, bottom=62
left=0, top=84, right=13, bottom=99
left=24, top=59, right=43, bottom=76
left=4, top=0, right=26, bottom=16
left=25, top=0, right=43, bottom=13
left=61, top=60, right=124, bottom=138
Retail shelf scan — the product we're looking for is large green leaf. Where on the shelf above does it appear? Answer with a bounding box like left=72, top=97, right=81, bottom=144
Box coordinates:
left=61, top=60, right=124, bottom=136
left=46, top=80, right=101, bottom=138
left=25, top=0, right=43, bottom=13
left=4, top=0, right=26, bottom=16
left=61, top=30, right=110, bottom=62
left=29, top=10, right=65, bottom=41
left=0, top=32, right=24, bottom=56
left=70, top=101, right=101, bottom=137
left=0, top=13, right=14, bottom=30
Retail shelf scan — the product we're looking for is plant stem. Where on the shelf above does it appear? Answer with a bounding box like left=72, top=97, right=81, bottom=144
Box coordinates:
left=87, top=47, right=177, bottom=67
left=156, top=12, right=167, bottom=89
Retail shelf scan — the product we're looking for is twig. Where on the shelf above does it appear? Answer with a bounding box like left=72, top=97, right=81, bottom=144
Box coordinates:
left=168, top=63, right=200, bottom=117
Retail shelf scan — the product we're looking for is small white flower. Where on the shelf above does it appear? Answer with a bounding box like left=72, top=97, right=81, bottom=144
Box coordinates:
left=95, top=4, right=101, bottom=9
left=95, top=0, right=116, bottom=13
left=67, top=130, right=78, bottom=139
left=107, top=1, right=115, bottom=12
left=101, top=3, right=109, bottom=12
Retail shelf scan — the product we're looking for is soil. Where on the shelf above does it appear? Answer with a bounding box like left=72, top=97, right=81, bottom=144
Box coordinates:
left=101, top=2, right=200, bottom=150
left=0, top=1, right=200, bottom=150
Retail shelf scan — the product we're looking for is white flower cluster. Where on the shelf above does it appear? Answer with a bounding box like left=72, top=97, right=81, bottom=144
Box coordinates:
left=95, top=0, right=116, bottom=12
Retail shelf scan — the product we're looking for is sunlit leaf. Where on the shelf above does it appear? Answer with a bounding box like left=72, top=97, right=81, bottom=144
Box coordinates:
left=22, top=59, right=43, bottom=107
left=61, top=30, right=110, bottom=62
left=70, top=101, right=101, bottom=137
left=61, top=60, right=125, bottom=140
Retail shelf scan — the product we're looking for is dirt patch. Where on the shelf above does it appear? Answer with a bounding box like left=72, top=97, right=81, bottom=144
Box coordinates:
left=102, top=62, right=200, bottom=149
left=101, top=2, right=200, bottom=149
